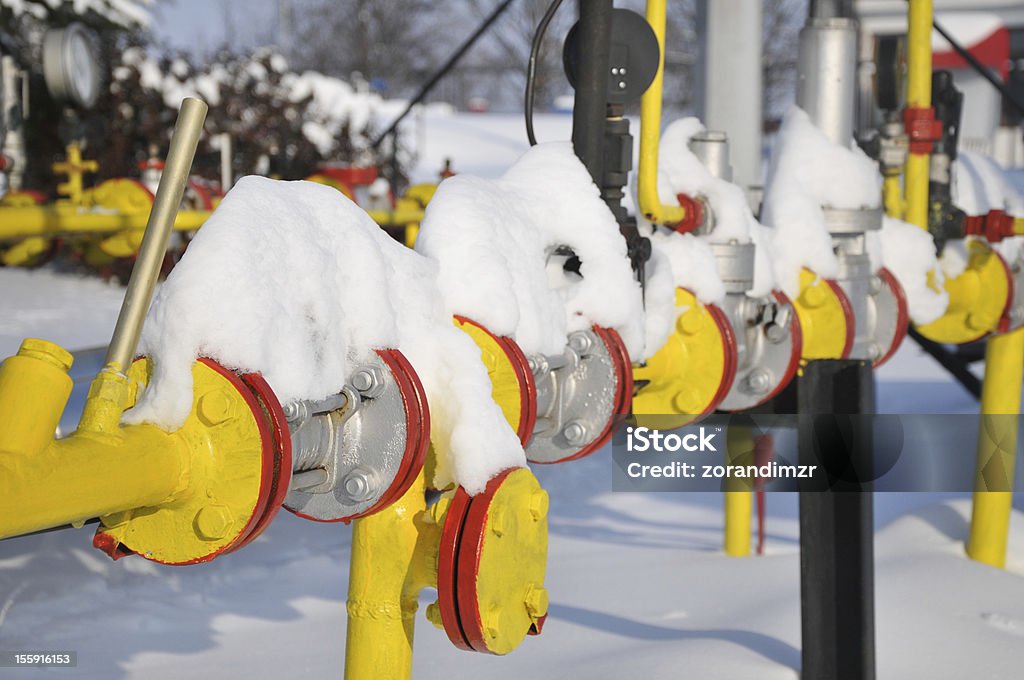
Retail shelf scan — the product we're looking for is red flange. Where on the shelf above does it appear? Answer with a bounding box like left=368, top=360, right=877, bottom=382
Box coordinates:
left=674, top=193, right=705, bottom=234
left=873, top=268, right=909, bottom=368
left=903, top=106, right=943, bottom=154
left=437, top=486, right=475, bottom=651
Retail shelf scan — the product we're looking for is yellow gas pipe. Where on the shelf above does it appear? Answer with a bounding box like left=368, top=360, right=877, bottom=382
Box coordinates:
left=345, top=471, right=437, bottom=680
left=724, top=426, right=754, bottom=557
left=638, top=0, right=686, bottom=226
left=903, top=0, right=933, bottom=229
left=967, top=327, right=1024, bottom=568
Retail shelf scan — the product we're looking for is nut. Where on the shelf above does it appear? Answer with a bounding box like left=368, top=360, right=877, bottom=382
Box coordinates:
left=562, top=420, right=589, bottom=447
left=528, top=489, right=549, bottom=522
left=197, top=389, right=234, bottom=425
left=425, top=602, right=444, bottom=630
left=567, top=331, right=593, bottom=355
left=524, top=584, right=549, bottom=619
left=350, top=366, right=386, bottom=399
left=744, top=368, right=772, bottom=395
left=194, top=504, right=232, bottom=541
left=341, top=468, right=377, bottom=503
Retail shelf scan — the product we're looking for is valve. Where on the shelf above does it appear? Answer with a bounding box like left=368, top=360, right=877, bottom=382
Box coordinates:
left=283, top=348, right=429, bottom=523
left=434, top=467, right=549, bottom=654
left=525, top=326, right=632, bottom=463
left=710, top=242, right=804, bottom=411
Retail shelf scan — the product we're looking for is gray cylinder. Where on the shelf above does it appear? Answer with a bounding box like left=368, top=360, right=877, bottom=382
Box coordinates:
left=796, top=17, right=858, bottom=147
left=689, top=130, right=733, bottom=181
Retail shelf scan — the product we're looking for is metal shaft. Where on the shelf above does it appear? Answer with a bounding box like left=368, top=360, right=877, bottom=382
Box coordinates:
left=570, top=0, right=613, bottom=185
left=104, top=97, right=207, bottom=372
left=797, top=18, right=857, bottom=147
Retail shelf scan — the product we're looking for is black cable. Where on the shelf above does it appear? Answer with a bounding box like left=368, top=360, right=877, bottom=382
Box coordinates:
left=525, top=0, right=564, bottom=146
left=371, top=0, right=516, bottom=149
left=932, top=18, right=1024, bottom=118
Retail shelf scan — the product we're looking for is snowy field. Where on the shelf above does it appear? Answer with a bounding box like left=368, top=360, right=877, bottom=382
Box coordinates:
left=1, top=111, right=1024, bottom=678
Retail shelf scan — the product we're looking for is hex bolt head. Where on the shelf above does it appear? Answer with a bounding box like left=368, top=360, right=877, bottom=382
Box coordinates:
left=869, top=342, right=883, bottom=360
left=1011, top=306, right=1024, bottom=326
left=562, top=420, right=589, bottom=447
left=801, top=284, right=826, bottom=309
left=527, top=356, right=541, bottom=374
left=282, top=401, right=305, bottom=423
left=869, top=275, right=883, bottom=296
left=489, top=506, right=506, bottom=537
left=198, top=390, right=234, bottom=425
left=567, top=332, right=593, bottom=355
left=765, top=322, right=788, bottom=344
left=341, top=468, right=377, bottom=503
left=524, top=584, right=549, bottom=619
left=672, top=389, right=698, bottom=414
left=194, top=504, right=232, bottom=541
left=350, top=366, right=386, bottom=399
left=678, top=310, right=703, bottom=335
left=744, top=368, right=772, bottom=395
left=425, top=602, right=444, bottom=630
left=528, top=489, right=549, bottom=522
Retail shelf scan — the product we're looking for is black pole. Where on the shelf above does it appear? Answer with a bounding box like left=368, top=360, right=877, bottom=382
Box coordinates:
left=908, top=327, right=982, bottom=399
left=371, top=0, right=516, bottom=149
left=798, top=360, right=876, bottom=680
left=569, top=0, right=613, bottom=184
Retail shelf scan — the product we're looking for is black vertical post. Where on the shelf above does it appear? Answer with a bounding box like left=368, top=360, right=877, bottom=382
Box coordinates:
left=570, top=0, right=613, bottom=184
left=798, top=359, right=876, bottom=680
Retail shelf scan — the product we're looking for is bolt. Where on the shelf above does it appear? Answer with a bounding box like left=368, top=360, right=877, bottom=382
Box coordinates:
left=351, top=366, right=386, bottom=399
left=677, top=310, right=703, bottom=335
left=765, top=323, right=788, bottom=344
left=282, top=401, right=305, bottom=422
left=966, top=313, right=988, bottom=331
left=194, top=504, right=232, bottom=541
left=1011, top=306, right=1024, bottom=325
left=801, top=284, right=826, bottom=309
left=672, top=389, right=698, bottom=414
left=527, top=356, right=541, bottom=374
left=425, top=602, right=444, bottom=630
left=341, top=468, right=377, bottom=503
left=528, top=489, right=549, bottom=522
left=562, top=420, right=589, bottom=446
left=567, top=332, right=593, bottom=355
left=489, top=507, right=506, bottom=537
left=869, top=275, right=883, bottom=295
left=524, top=584, right=549, bottom=619
left=868, top=342, right=883, bottom=360
left=198, top=389, right=234, bottom=425
left=618, top=81, right=626, bottom=89
left=744, top=368, right=772, bottom=395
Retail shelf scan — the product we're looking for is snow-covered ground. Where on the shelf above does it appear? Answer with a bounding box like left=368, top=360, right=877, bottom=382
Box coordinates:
left=2, top=111, right=1023, bottom=679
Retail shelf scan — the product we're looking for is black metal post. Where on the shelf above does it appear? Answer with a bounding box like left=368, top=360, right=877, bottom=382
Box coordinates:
left=570, top=0, right=613, bottom=185
left=798, top=359, right=876, bottom=680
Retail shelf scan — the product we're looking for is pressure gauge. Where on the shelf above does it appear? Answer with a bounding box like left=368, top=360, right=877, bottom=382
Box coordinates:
left=43, top=23, right=103, bottom=110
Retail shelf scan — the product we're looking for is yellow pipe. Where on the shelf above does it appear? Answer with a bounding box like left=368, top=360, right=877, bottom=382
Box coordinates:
left=638, top=0, right=686, bottom=226
left=345, top=472, right=436, bottom=680
left=883, top=173, right=903, bottom=219
left=724, top=425, right=753, bottom=557
left=966, top=327, right=1024, bottom=568
left=903, top=0, right=933, bottom=229
left=0, top=206, right=423, bottom=241
left=0, top=339, right=189, bottom=539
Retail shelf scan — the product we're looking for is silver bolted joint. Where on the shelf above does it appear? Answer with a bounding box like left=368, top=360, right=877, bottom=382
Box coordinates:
left=567, top=331, right=593, bottom=355
left=561, top=420, right=590, bottom=447
left=743, top=368, right=772, bottom=395
left=340, top=467, right=377, bottom=503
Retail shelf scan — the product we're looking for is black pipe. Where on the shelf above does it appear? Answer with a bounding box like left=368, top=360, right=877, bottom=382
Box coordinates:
left=569, top=0, right=613, bottom=184
left=798, top=359, right=876, bottom=680
left=371, top=0, right=516, bottom=149
left=932, top=18, right=1024, bottom=118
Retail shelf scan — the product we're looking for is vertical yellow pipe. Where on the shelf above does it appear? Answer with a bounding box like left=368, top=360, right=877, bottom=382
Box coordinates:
left=883, top=174, right=903, bottom=219
left=638, top=0, right=685, bottom=226
left=345, top=473, right=429, bottom=680
left=724, top=425, right=753, bottom=557
left=966, top=327, right=1024, bottom=568
left=903, top=0, right=932, bottom=229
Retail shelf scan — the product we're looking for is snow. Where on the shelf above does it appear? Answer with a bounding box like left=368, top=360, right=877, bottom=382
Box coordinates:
left=954, top=150, right=1024, bottom=218
left=879, top=217, right=949, bottom=325
left=415, top=142, right=647, bottom=360
left=761, top=107, right=882, bottom=297
left=0, top=0, right=150, bottom=26
left=647, top=230, right=726, bottom=306
left=123, top=176, right=523, bottom=494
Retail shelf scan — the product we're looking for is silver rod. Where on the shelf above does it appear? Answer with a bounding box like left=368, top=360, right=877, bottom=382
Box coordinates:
left=219, top=132, right=232, bottom=190
left=104, top=97, right=208, bottom=372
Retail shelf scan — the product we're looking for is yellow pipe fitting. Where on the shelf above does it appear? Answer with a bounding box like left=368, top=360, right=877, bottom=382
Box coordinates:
left=792, top=269, right=852, bottom=360
left=0, top=339, right=73, bottom=457
left=902, top=0, right=933, bottom=229
left=638, top=0, right=686, bottom=226
left=966, top=327, right=1024, bottom=569
left=345, top=471, right=437, bottom=680
left=724, top=425, right=754, bottom=557
left=883, top=173, right=903, bottom=219
left=915, top=239, right=1009, bottom=344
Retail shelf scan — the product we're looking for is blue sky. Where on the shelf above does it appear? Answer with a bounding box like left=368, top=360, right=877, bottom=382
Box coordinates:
left=150, top=0, right=283, bottom=56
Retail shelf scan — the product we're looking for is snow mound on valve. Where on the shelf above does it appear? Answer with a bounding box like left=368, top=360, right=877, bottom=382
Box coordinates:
left=415, top=142, right=648, bottom=359
left=123, top=175, right=524, bottom=494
